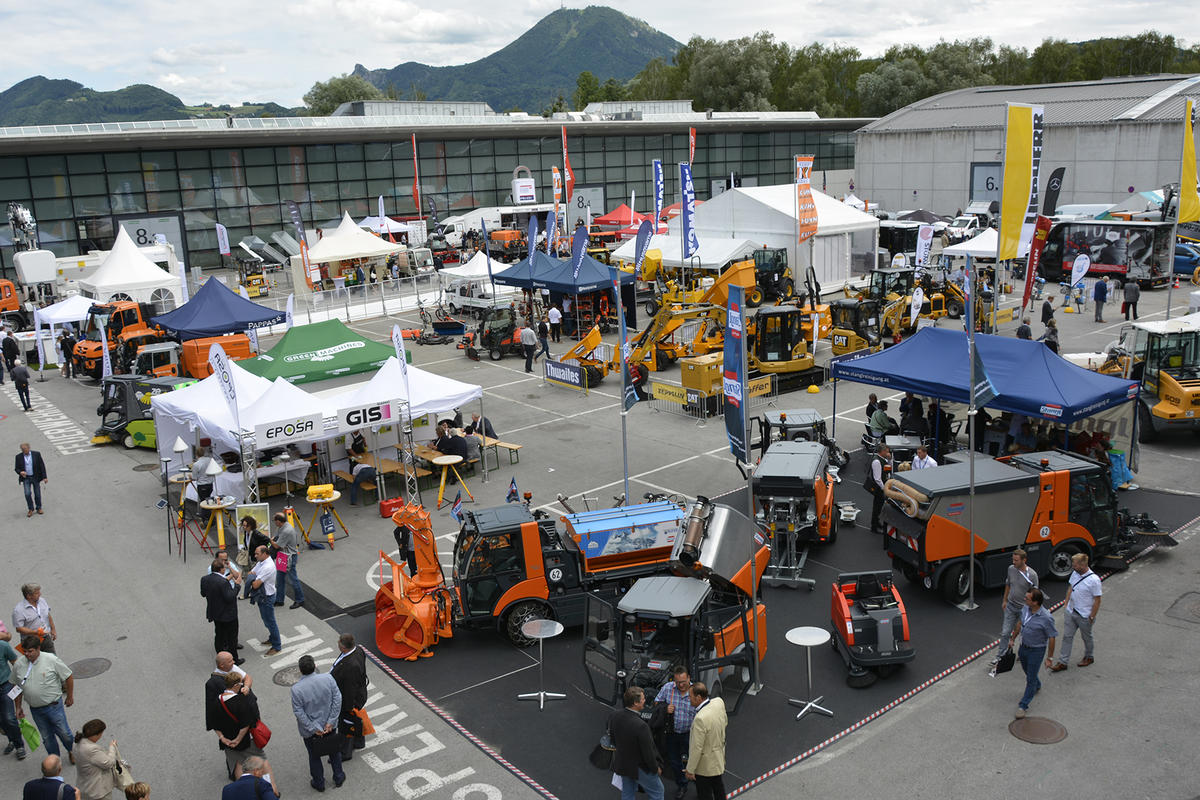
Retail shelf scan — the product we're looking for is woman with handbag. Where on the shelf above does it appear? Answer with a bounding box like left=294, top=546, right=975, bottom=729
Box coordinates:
left=215, top=672, right=278, bottom=792
left=73, top=719, right=119, bottom=799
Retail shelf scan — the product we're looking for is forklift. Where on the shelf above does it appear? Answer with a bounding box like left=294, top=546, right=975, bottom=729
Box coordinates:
left=235, top=252, right=270, bottom=298
left=92, top=374, right=195, bottom=449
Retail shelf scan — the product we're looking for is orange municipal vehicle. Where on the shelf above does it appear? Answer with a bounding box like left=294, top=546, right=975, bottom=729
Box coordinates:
left=133, top=334, right=255, bottom=379
left=72, top=301, right=167, bottom=379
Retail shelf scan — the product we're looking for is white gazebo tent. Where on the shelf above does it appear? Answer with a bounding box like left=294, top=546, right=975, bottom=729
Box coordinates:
left=78, top=226, right=181, bottom=310
left=289, top=212, right=405, bottom=292
left=150, top=361, right=274, bottom=463
left=610, top=235, right=758, bottom=273
left=672, top=184, right=880, bottom=287
left=30, top=294, right=95, bottom=376
left=357, top=215, right=411, bottom=235
left=941, top=227, right=1029, bottom=260
left=842, top=193, right=866, bottom=210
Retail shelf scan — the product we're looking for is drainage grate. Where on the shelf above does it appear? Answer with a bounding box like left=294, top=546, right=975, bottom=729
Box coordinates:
left=132, top=464, right=160, bottom=472
left=1009, top=716, right=1068, bottom=744
left=1165, top=592, right=1200, bottom=624
left=69, top=658, right=112, bottom=679
left=273, top=666, right=303, bottom=687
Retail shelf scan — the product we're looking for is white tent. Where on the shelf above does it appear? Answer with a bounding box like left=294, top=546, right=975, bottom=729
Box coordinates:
left=843, top=193, right=866, bottom=210
left=33, top=294, right=94, bottom=327
left=324, top=357, right=482, bottom=420
left=671, top=184, right=879, bottom=287
left=150, top=361, right=274, bottom=461
left=438, top=250, right=511, bottom=281
left=611, top=235, right=758, bottom=272
left=239, top=377, right=331, bottom=433
left=78, top=227, right=180, bottom=310
left=307, top=212, right=405, bottom=263
left=942, top=227, right=1029, bottom=259
left=357, top=215, right=411, bottom=235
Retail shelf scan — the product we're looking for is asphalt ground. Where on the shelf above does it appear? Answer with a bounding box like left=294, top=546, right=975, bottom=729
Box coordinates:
left=0, top=278, right=1196, bottom=799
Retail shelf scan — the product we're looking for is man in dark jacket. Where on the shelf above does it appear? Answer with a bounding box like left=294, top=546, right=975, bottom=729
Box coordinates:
left=1092, top=277, right=1107, bottom=322
left=14, top=443, right=47, bottom=517
left=2, top=331, right=19, bottom=372
left=59, top=332, right=76, bottom=379
left=330, top=633, right=368, bottom=759
left=608, top=686, right=664, bottom=800
left=22, top=754, right=77, bottom=800
left=201, top=558, right=241, bottom=656
left=11, top=359, right=32, bottom=411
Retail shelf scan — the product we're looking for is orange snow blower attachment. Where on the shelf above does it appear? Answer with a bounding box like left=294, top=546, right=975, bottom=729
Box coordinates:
left=375, top=502, right=454, bottom=661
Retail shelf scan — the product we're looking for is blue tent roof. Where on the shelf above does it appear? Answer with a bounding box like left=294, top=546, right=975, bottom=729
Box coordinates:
left=150, top=279, right=285, bottom=339
left=490, top=250, right=633, bottom=294
left=830, top=327, right=1138, bottom=424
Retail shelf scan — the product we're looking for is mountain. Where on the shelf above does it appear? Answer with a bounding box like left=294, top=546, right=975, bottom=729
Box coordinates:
left=353, top=6, right=681, bottom=112
left=0, top=76, right=190, bottom=125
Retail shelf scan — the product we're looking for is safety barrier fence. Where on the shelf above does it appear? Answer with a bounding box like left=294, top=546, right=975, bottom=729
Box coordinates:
left=645, top=373, right=777, bottom=422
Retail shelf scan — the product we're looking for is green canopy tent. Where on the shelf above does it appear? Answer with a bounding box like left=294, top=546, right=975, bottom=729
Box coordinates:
left=239, top=319, right=404, bottom=384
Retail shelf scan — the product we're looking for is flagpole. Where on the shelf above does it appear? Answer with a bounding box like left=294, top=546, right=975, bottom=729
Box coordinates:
left=964, top=252, right=979, bottom=612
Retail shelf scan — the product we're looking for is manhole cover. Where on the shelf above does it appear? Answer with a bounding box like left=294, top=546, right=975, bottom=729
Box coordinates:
left=132, top=464, right=160, bottom=472
left=1165, top=592, right=1200, bottom=624
left=274, top=666, right=303, bottom=687
left=69, top=658, right=112, bottom=679
left=1009, top=716, right=1068, bottom=744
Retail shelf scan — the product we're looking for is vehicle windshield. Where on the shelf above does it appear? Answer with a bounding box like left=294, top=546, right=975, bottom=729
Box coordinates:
left=951, top=216, right=974, bottom=228
left=82, top=311, right=109, bottom=341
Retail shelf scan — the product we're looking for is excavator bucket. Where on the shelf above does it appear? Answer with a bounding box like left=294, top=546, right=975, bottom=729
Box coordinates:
left=374, top=502, right=454, bottom=661
left=562, top=325, right=603, bottom=362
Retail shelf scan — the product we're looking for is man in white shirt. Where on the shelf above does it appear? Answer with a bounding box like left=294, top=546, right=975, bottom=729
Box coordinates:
left=910, top=445, right=937, bottom=470
left=249, top=547, right=281, bottom=656
left=13, top=584, right=56, bottom=653
left=1051, top=553, right=1102, bottom=670
left=547, top=305, right=563, bottom=343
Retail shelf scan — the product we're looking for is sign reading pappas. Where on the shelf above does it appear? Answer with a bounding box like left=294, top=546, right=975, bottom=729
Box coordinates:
left=794, top=155, right=818, bottom=244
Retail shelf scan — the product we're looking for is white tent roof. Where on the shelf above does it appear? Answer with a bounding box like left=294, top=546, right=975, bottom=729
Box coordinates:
left=843, top=193, right=866, bottom=210
left=239, top=377, right=331, bottom=433
left=307, top=212, right=405, bottom=263
left=357, top=215, right=411, bottom=234
left=323, top=357, right=482, bottom=420
left=78, top=226, right=179, bottom=303
left=675, top=184, right=879, bottom=238
left=150, top=361, right=274, bottom=455
left=33, top=294, right=94, bottom=327
left=438, top=250, right=512, bottom=281
left=942, top=227, right=1029, bottom=259
left=611, top=235, right=758, bottom=270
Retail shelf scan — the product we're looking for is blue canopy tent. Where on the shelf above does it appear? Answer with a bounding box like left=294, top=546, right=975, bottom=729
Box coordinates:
left=491, top=250, right=637, bottom=330
left=150, top=278, right=285, bottom=339
left=829, top=327, right=1138, bottom=424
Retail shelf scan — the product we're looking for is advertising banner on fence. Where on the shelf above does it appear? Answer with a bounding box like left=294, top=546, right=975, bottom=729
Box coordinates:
left=794, top=154, right=818, bottom=244
left=544, top=359, right=586, bottom=391
left=680, top=163, right=699, bottom=259
left=998, top=103, right=1044, bottom=261
left=723, top=284, right=747, bottom=462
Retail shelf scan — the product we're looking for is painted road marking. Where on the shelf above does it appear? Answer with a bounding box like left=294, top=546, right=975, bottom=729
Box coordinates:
left=1, top=384, right=97, bottom=455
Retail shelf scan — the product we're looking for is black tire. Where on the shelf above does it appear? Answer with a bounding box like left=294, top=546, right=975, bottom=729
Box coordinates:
left=599, top=322, right=611, bottom=335
left=826, top=509, right=839, bottom=545
left=780, top=278, right=795, bottom=300
left=583, top=365, right=605, bottom=387
left=946, top=299, right=964, bottom=319
left=448, top=303, right=459, bottom=315
left=846, top=669, right=877, bottom=689
left=747, top=287, right=764, bottom=307
left=940, top=562, right=971, bottom=604
left=489, top=348, right=503, bottom=361
left=789, top=430, right=813, bottom=441
left=875, top=663, right=901, bottom=679
left=831, top=447, right=850, bottom=469
left=644, top=299, right=660, bottom=317
left=1137, top=402, right=1157, bottom=443
left=123, top=433, right=136, bottom=449
left=419, top=309, right=432, bottom=325
left=900, top=562, right=920, bottom=584
left=1048, top=542, right=1084, bottom=580
left=504, top=601, right=546, bottom=647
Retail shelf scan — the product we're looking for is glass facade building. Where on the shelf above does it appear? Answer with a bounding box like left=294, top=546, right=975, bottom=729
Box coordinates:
left=0, top=115, right=864, bottom=274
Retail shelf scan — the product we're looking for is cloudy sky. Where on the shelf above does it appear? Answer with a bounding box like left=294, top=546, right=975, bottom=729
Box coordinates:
left=0, top=0, right=1180, bottom=107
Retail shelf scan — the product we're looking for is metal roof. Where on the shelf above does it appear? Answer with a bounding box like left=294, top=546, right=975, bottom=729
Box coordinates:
left=860, top=73, right=1200, bottom=133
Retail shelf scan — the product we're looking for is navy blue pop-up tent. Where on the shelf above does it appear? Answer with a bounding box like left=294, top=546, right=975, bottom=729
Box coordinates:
left=151, top=278, right=285, bottom=339
left=830, top=326, right=1138, bottom=424
left=491, top=250, right=634, bottom=294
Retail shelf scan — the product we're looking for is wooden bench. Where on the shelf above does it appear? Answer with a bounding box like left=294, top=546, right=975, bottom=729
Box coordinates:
left=333, top=470, right=376, bottom=493
left=494, top=442, right=522, bottom=464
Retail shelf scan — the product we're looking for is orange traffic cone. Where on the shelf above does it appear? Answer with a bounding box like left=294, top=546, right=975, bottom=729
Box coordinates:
left=1174, top=275, right=1181, bottom=288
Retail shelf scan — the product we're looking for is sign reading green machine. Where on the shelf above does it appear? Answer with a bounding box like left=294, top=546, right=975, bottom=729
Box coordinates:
left=239, top=319, right=408, bottom=385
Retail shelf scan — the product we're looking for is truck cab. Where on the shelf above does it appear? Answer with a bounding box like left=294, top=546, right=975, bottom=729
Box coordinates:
left=73, top=301, right=165, bottom=379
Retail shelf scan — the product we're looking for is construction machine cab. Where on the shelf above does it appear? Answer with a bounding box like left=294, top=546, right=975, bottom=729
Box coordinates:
left=750, top=305, right=807, bottom=366
left=747, top=247, right=794, bottom=305
left=829, top=298, right=882, bottom=355
left=867, top=268, right=917, bottom=302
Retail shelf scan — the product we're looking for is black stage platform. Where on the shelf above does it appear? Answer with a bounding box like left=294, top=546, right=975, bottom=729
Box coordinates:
left=331, top=461, right=1197, bottom=800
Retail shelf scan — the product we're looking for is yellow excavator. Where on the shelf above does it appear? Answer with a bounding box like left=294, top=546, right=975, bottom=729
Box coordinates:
left=640, top=257, right=758, bottom=316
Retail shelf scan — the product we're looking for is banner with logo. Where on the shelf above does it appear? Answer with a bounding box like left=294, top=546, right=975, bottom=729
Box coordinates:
left=723, top=284, right=747, bottom=462
left=255, top=413, right=322, bottom=447
left=428, top=197, right=438, bottom=226
left=336, top=400, right=394, bottom=434
left=1022, top=215, right=1053, bottom=314
left=1070, top=253, right=1091, bottom=288
left=561, top=126, right=575, bottom=204
left=552, top=166, right=562, bottom=246
left=378, top=195, right=386, bottom=234
left=544, top=359, right=586, bottom=391
left=1042, top=167, right=1066, bottom=216
left=794, top=154, right=818, bottom=244
left=1181, top=98, right=1200, bottom=225
left=570, top=224, right=588, bottom=280
left=481, top=218, right=495, bottom=284
left=391, top=324, right=410, bottom=385
left=688, top=127, right=696, bottom=163
left=215, top=223, right=231, bottom=256
left=207, top=343, right=238, bottom=425
left=633, top=219, right=654, bottom=279
left=970, top=340, right=998, bottom=408
left=527, top=215, right=540, bottom=292
left=100, top=321, right=112, bottom=378
left=652, top=159, right=664, bottom=226
left=680, top=163, right=699, bottom=259
left=998, top=103, right=1044, bottom=260
left=285, top=293, right=295, bottom=329
left=545, top=210, right=556, bottom=254
left=411, top=133, right=421, bottom=215
left=910, top=286, right=925, bottom=327
left=286, top=201, right=317, bottom=286
left=915, top=224, right=934, bottom=267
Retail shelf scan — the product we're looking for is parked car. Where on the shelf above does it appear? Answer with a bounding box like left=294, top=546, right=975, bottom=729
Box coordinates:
left=1174, top=242, right=1200, bottom=275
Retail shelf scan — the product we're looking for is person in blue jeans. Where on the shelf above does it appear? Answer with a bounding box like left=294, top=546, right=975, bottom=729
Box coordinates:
left=271, top=512, right=305, bottom=609
left=0, top=635, right=25, bottom=759
left=12, top=636, right=74, bottom=760
left=1008, top=587, right=1057, bottom=719
left=249, top=547, right=282, bottom=655
left=349, top=461, right=376, bottom=505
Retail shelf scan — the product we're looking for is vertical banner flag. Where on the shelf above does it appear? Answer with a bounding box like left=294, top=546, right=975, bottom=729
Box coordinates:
left=561, top=126, right=575, bottom=204
left=970, top=339, right=998, bottom=407
left=910, top=286, right=925, bottom=328
left=377, top=195, right=387, bottom=235
left=794, top=155, right=818, bottom=244
left=570, top=224, right=588, bottom=280
left=545, top=210, right=556, bottom=254
left=633, top=219, right=655, bottom=283
left=33, top=310, right=45, bottom=375
left=481, top=218, right=495, bottom=283
left=998, top=103, right=1044, bottom=260
left=965, top=255, right=974, bottom=332
left=428, top=198, right=438, bottom=226
left=286, top=201, right=316, bottom=285
left=1070, top=254, right=1091, bottom=288
left=285, top=293, right=295, bottom=329
left=680, top=163, right=699, bottom=259
left=652, top=159, right=664, bottom=226
left=207, top=343, right=238, bottom=424
left=390, top=323, right=410, bottom=389
left=915, top=224, right=934, bottom=267
left=449, top=491, right=463, bottom=523
left=411, top=133, right=421, bottom=217
left=1022, top=215, right=1053, bottom=314
left=688, top=127, right=696, bottom=164
left=178, top=257, right=190, bottom=304
left=527, top=216, right=539, bottom=312
left=506, top=477, right=519, bottom=503
left=1181, top=99, right=1200, bottom=224
left=723, top=284, right=747, bottom=462
left=100, top=321, right=113, bottom=378
left=215, top=223, right=231, bottom=256
left=610, top=260, right=638, bottom=411
left=1041, top=167, right=1066, bottom=216
left=552, top=166, right=562, bottom=246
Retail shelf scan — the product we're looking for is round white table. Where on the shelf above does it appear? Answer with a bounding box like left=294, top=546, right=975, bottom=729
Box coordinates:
left=432, top=454, right=473, bottom=508
left=518, top=619, right=565, bottom=710
left=785, top=626, right=833, bottom=720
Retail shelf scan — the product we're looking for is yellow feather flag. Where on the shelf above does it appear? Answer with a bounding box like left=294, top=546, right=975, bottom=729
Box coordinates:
left=997, top=104, right=1044, bottom=261
left=1181, top=98, right=1199, bottom=224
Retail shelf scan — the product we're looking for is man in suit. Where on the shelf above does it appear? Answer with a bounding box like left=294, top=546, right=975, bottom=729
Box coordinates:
left=686, top=683, right=728, bottom=800
left=291, top=655, right=344, bottom=791
left=330, top=633, right=368, bottom=759
left=220, top=755, right=278, bottom=800
left=201, top=558, right=242, bottom=658
left=11, top=359, right=32, bottom=411
left=608, top=686, right=663, bottom=800
left=23, top=754, right=77, bottom=800
left=2, top=331, right=19, bottom=372
left=14, top=443, right=48, bottom=517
